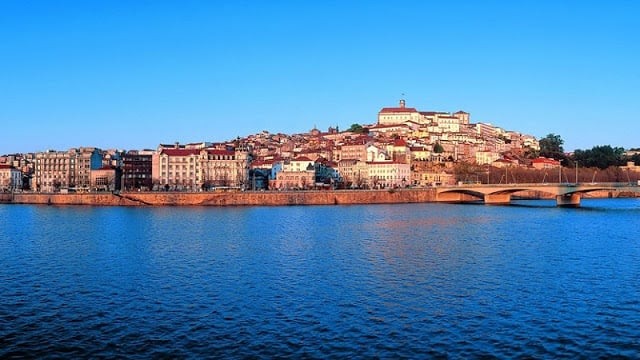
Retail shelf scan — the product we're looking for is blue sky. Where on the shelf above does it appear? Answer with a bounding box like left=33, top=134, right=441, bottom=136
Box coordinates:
left=1, top=0, right=638, bottom=154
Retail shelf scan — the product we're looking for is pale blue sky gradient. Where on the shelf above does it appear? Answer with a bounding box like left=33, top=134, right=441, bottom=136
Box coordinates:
left=1, top=0, right=638, bottom=154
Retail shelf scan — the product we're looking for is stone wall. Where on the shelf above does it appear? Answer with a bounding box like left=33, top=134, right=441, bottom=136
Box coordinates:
left=2, top=188, right=631, bottom=207
left=2, top=189, right=439, bottom=207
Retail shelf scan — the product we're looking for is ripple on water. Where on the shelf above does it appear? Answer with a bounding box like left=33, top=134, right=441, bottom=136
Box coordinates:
left=1, top=202, right=640, bottom=358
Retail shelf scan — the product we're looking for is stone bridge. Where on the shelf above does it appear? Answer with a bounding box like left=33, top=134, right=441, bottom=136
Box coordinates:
left=435, top=183, right=640, bottom=207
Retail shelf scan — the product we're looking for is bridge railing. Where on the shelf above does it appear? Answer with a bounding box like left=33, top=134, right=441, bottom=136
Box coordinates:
left=441, top=182, right=640, bottom=188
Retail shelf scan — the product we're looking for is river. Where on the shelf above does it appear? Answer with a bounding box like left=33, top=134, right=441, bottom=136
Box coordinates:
left=1, top=199, right=639, bottom=358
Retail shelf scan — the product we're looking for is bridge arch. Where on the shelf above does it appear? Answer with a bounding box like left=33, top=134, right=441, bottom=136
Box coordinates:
left=435, top=183, right=639, bottom=206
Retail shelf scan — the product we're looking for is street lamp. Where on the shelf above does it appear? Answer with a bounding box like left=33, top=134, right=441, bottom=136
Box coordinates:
left=558, top=159, right=564, bottom=183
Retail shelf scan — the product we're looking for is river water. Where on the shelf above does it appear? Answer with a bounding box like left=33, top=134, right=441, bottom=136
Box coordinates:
left=1, top=199, right=639, bottom=358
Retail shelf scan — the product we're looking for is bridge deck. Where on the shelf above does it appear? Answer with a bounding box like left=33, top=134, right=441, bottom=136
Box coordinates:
left=435, top=182, right=639, bottom=206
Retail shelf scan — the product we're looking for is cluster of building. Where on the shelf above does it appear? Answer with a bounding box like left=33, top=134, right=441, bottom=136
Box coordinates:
left=1, top=99, right=577, bottom=193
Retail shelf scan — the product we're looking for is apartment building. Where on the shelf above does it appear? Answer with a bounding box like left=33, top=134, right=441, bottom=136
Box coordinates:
left=201, top=148, right=250, bottom=189
left=91, top=167, right=117, bottom=191
left=33, top=147, right=102, bottom=192
left=367, top=161, right=411, bottom=188
left=0, top=165, right=22, bottom=191
left=337, top=159, right=369, bottom=188
left=122, top=150, right=154, bottom=190
left=153, top=148, right=201, bottom=190
left=334, top=137, right=369, bottom=162
left=271, top=169, right=315, bottom=190
left=152, top=145, right=251, bottom=190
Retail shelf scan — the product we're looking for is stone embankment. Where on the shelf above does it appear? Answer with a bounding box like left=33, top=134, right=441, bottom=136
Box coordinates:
left=1, top=189, right=631, bottom=207
left=0, top=189, right=441, bottom=206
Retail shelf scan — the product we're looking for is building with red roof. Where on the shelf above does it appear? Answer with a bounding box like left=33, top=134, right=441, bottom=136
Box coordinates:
left=531, top=157, right=561, bottom=169
left=378, top=99, right=422, bottom=126
left=151, top=144, right=251, bottom=191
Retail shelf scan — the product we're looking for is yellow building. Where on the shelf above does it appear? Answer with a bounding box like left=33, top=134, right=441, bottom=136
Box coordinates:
left=337, top=159, right=369, bottom=188
left=377, top=99, right=422, bottom=125
left=413, top=171, right=454, bottom=187
left=271, top=169, right=315, bottom=190
left=201, top=149, right=250, bottom=189
left=475, top=151, right=501, bottom=165
left=91, top=167, right=117, bottom=191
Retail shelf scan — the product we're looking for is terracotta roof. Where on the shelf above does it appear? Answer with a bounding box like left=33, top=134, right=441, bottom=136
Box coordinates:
left=379, top=107, right=418, bottom=113
left=0, top=164, right=13, bottom=169
left=206, top=149, right=234, bottom=155
left=393, top=138, right=407, bottom=147
left=251, top=160, right=274, bottom=167
left=420, top=111, right=448, bottom=116
left=366, top=161, right=407, bottom=165
left=293, top=156, right=313, bottom=162
left=161, top=149, right=200, bottom=156
left=532, top=157, right=560, bottom=164
left=370, top=123, right=410, bottom=129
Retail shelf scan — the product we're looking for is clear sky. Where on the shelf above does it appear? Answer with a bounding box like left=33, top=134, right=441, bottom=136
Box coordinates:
left=1, top=0, right=638, bottom=154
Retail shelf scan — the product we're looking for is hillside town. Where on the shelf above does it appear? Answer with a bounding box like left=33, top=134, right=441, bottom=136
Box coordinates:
left=1, top=100, right=638, bottom=193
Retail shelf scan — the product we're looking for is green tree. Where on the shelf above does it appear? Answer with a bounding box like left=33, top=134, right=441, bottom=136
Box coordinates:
left=433, top=142, right=444, bottom=153
left=539, top=133, right=565, bottom=160
left=347, top=123, right=368, bottom=134
left=523, top=147, right=539, bottom=159
left=573, top=145, right=625, bottom=169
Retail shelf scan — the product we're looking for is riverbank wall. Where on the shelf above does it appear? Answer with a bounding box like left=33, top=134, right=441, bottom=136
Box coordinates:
left=1, top=189, right=632, bottom=207
left=0, top=189, right=442, bottom=206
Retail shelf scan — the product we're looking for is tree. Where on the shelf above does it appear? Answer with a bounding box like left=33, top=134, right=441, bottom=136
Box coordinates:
left=347, top=123, right=368, bottom=134
left=433, top=142, right=444, bottom=154
left=22, top=175, right=30, bottom=190
left=523, top=147, right=540, bottom=160
left=539, top=133, right=565, bottom=160
left=573, top=145, right=625, bottom=169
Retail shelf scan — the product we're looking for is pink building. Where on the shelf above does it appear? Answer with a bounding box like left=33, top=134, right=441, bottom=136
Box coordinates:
left=531, top=157, right=561, bottom=169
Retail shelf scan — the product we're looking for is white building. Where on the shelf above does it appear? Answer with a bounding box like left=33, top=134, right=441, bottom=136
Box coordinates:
left=367, top=161, right=411, bottom=188
left=0, top=165, right=22, bottom=191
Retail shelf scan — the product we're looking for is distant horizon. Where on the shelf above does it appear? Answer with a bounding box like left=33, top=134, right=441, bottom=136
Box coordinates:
left=2, top=1, right=638, bottom=154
